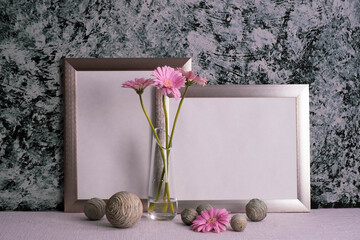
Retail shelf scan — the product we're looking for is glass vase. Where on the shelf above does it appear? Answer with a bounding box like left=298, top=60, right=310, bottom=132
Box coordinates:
left=147, top=128, right=178, bottom=220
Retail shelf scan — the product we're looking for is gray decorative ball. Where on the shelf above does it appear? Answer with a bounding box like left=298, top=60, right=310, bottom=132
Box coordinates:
left=230, top=214, right=247, bottom=232
left=84, top=198, right=106, bottom=220
left=106, top=191, right=143, bottom=228
left=196, top=203, right=213, bottom=215
left=181, top=208, right=198, bottom=225
left=246, top=198, right=267, bottom=222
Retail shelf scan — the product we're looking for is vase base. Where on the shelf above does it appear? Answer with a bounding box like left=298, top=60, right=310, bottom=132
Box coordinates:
left=148, top=212, right=177, bottom=221
left=147, top=198, right=178, bottom=221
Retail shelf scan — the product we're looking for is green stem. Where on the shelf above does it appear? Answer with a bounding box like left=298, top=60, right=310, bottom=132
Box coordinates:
left=139, top=94, right=167, bottom=212
left=165, top=182, right=174, bottom=214
left=162, top=95, right=169, bottom=148
left=162, top=187, right=168, bottom=212
left=162, top=95, right=170, bottom=182
left=156, top=86, right=190, bottom=215
left=139, top=94, right=161, bottom=146
left=162, top=95, right=174, bottom=213
left=155, top=168, right=165, bottom=202
left=168, top=85, right=189, bottom=147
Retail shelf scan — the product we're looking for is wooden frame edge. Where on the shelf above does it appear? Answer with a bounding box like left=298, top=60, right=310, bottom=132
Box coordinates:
left=160, top=84, right=310, bottom=213
left=63, top=58, right=191, bottom=212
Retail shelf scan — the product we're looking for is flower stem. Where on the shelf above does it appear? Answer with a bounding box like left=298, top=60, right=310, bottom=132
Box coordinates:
left=139, top=94, right=161, bottom=146
left=161, top=95, right=174, bottom=214
left=139, top=94, right=167, bottom=212
left=162, top=189, right=168, bottom=212
left=165, top=182, right=174, bottom=214
left=155, top=86, right=190, bottom=214
left=162, top=95, right=169, bottom=148
left=168, top=85, right=189, bottom=147
left=154, top=168, right=165, bottom=202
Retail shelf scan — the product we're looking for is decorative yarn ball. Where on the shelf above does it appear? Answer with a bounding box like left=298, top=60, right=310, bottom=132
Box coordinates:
left=246, top=198, right=267, bottom=222
left=230, top=214, right=247, bottom=232
left=106, top=191, right=143, bottom=228
left=84, top=198, right=106, bottom=220
left=181, top=208, right=198, bottom=225
left=196, top=203, right=213, bottom=215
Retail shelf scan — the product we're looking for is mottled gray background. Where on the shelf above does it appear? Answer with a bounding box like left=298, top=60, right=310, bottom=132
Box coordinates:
left=0, top=0, right=359, bottom=210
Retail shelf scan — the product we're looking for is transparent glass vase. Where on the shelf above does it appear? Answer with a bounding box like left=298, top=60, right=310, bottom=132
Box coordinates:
left=147, top=128, right=178, bottom=220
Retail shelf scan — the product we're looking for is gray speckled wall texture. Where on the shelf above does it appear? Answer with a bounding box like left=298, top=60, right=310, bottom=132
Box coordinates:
left=0, top=0, right=359, bottom=210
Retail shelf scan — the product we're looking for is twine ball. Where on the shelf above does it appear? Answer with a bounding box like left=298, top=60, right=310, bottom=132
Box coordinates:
left=84, top=198, right=106, bottom=220
left=106, top=191, right=143, bottom=228
left=196, top=203, right=213, bottom=215
left=181, top=208, right=198, bottom=225
left=230, top=214, right=247, bottom=232
left=246, top=198, right=267, bottom=222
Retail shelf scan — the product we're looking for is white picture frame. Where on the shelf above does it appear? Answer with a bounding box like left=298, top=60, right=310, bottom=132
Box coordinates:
left=160, top=84, right=310, bottom=212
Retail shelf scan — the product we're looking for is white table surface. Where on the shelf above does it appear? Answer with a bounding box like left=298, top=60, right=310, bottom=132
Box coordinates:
left=1, top=209, right=359, bottom=240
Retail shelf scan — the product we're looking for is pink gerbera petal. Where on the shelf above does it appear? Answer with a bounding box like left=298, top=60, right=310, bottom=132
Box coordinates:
left=217, top=219, right=229, bottom=225
left=203, top=224, right=212, bottom=232
left=197, top=224, right=205, bottom=232
left=218, top=208, right=228, bottom=215
left=192, top=218, right=206, bottom=225
left=218, top=223, right=227, bottom=231
left=213, top=223, right=220, bottom=233
left=176, top=68, right=208, bottom=86
left=177, top=68, right=197, bottom=80
left=191, top=208, right=230, bottom=233
left=192, top=76, right=207, bottom=86
left=170, top=87, right=181, bottom=99
left=201, top=210, right=210, bottom=219
left=152, top=66, right=185, bottom=99
left=208, top=208, right=214, bottom=218
left=122, top=78, right=154, bottom=94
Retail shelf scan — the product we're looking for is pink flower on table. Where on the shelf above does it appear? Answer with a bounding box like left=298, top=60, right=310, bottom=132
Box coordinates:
left=152, top=66, right=186, bottom=99
left=177, top=68, right=207, bottom=86
left=122, top=78, right=154, bottom=95
left=191, top=208, right=230, bottom=233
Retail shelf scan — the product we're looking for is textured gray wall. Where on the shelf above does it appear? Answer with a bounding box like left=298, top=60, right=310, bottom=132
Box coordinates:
left=0, top=0, right=359, bottom=210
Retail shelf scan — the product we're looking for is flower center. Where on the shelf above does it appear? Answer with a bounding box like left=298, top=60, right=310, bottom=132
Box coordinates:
left=207, top=217, right=217, bottom=223
left=164, top=79, right=173, bottom=87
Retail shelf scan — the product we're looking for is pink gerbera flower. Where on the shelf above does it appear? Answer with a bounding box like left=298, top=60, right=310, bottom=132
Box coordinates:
left=191, top=208, right=230, bottom=233
left=177, top=68, right=197, bottom=81
left=192, top=76, right=207, bottom=86
left=177, top=68, right=207, bottom=86
left=122, top=78, right=154, bottom=95
left=152, top=66, right=186, bottom=99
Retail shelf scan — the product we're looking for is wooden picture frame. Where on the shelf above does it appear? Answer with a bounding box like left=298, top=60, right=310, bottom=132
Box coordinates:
left=63, top=58, right=191, bottom=212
